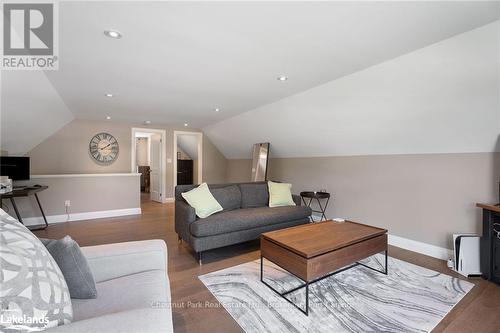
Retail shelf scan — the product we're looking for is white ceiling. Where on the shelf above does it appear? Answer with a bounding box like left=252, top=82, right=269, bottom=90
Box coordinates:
left=204, top=21, right=500, bottom=159
left=42, top=1, right=500, bottom=129
left=2, top=1, right=499, bottom=156
left=177, top=134, right=199, bottom=160
left=0, top=71, right=74, bottom=155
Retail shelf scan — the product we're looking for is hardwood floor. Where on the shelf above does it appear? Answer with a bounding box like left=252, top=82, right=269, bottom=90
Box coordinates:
left=33, top=199, right=500, bottom=333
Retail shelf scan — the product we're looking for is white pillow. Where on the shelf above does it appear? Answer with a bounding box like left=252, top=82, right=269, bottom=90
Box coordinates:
left=0, top=209, right=73, bottom=331
left=268, top=181, right=296, bottom=207
left=181, top=183, right=223, bottom=218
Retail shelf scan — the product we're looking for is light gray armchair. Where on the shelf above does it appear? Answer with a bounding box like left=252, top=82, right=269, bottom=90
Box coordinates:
left=46, top=240, right=174, bottom=333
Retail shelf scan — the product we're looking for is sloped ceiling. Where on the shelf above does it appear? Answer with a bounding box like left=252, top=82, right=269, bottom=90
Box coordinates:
left=45, top=1, right=499, bottom=128
left=2, top=1, right=499, bottom=156
left=204, top=21, right=500, bottom=159
left=177, top=134, right=199, bottom=160
left=0, top=71, right=74, bottom=155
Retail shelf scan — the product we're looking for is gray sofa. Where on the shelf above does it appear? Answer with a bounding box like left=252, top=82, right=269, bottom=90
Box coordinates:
left=175, top=181, right=312, bottom=264
left=46, top=240, right=173, bottom=333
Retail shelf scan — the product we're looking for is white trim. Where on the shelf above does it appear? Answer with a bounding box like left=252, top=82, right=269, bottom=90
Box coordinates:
left=22, top=208, right=142, bottom=226
left=31, top=173, right=141, bottom=178
left=173, top=131, right=203, bottom=188
left=388, top=234, right=453, bottom=260
left=164, top=197, right=175, bottom=203
left=131, top=128, right=167, bottom=203
left=313, top=217, right=452, bottom=261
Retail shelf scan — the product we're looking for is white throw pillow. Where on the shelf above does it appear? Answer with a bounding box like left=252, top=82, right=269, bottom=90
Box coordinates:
left=0, top=209, right=73, bottom=331
left=268, top=181, right=296, bottom=207
left=181, top=183, right=223, bottom=218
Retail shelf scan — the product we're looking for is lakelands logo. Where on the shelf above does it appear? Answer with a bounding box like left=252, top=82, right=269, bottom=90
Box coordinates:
left=1, top=1, right=59, bottom=70
left=1, top=309, right=50, bottom=332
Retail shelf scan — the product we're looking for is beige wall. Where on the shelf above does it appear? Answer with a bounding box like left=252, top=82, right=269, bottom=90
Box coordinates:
left=26, top=119, right=228, bottom=198
left=202, top=135, right=227, bottom=184
left=28, top=119, right=132, bottom=174
left=3, top=175, right=140, bottom=225
left=226, top=152, right=499, bottom=249
left=226, top=159, right=253, bottom=183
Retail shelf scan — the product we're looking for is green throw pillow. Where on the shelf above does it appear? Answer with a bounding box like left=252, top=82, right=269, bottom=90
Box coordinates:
left=182, top=183, right=223, bottom=218
left=268, top=181, right=296, bottom=207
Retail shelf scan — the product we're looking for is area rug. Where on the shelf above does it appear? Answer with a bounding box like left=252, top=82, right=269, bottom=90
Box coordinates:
left=199, top=255, right=473, bottom=333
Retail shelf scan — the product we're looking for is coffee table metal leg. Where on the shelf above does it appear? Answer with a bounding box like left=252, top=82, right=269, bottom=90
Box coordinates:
left=385, top=249, right=388, bottom=275
left=261, top=256, right=310, bottom=316
left=356, top=250, right=388, bottom=275
left=261, top=251, right=388, bottom=316
left=305, top=283, right=309, bottom=316
left=260, top=255, right=263, bottom=282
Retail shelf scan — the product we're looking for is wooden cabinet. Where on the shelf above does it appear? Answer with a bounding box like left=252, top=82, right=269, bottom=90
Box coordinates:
left=177, top=160, right=193, bottom=185
left=477, top=203, right=500, bottom=285
left=493, top=230, right=500, bottom=283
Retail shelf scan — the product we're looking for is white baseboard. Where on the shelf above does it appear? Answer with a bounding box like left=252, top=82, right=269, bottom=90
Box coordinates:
left=22, top=208, right=142, bottom=226
left=163, top=197, right=175, bottom=203
left=388, top=234, right=453, bottom=261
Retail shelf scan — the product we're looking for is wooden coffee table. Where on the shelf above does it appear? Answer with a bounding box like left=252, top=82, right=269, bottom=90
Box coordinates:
left=260, top=220, right=388, bottom=315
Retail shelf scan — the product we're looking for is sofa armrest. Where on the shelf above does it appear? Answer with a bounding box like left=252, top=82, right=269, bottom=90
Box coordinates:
left=175, top=200, right=196, bottom=240
left=80, top=240, right=167, bottom=283
left=44, top=308, right=173, bottom=333
left=292, top=194, right=302, bottom=206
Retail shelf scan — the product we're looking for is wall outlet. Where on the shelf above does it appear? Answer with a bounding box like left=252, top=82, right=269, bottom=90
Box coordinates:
left=64, top=200, right=71, bottom=207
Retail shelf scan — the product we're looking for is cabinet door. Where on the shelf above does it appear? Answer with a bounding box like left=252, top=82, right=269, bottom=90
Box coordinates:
left=493, top=233, right=500, bottom=284
left=177, top=160, right=194, bottom=185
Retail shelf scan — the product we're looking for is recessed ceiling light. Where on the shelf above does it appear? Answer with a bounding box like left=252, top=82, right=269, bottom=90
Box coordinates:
left=214, top=108, right=220, bottom=112
left=144, top=120, right=151, bottom=125
left=277, top=76, right=288, bottom=81
left=184, top=123, right=188, bottom=127
left=106, top=116, right=111, bottom=120
left=104, top=30, right=122, bottom=39
left=105, top=93, right=113, bottom=97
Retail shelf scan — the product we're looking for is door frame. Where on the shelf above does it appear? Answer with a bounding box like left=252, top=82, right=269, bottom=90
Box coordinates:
left=173, top=131, right=203, bottom=188
left=131, top=127, right=167, bottom=203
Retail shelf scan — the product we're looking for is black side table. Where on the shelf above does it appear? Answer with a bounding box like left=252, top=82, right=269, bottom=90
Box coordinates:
left=300, top=191, right=331, bottom=222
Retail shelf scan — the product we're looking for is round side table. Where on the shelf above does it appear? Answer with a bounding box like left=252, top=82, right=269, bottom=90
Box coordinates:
left=300, top=191, right=331, bottom=222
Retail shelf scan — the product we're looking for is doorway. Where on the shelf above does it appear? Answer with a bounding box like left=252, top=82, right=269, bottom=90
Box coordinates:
left=173, top=131, right=203, bottom=187
left=131, top=128, right=167, bottom=203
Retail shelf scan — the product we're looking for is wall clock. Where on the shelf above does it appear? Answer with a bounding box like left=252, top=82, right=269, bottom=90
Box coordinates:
left=89, top=132, right=119, bottom=164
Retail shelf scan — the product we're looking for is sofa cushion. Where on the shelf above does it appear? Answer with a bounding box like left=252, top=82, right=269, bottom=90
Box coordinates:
left=268, top=181, right=296, bottom=207
left=41, top=236, right=97, bottom=299
left=190, top=206, right=312, bottom=237
left=210, top=185, right=241, bottom=211
left=0, top=209, right=73, bottom=332
left=72, top=270, right=168, bottom=321
left=181, top=183, right=223, bottom=218
left=239, top=183, right=269, bottom=208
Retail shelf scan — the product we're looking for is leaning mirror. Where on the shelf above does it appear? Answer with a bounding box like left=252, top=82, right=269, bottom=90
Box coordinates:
left=251, top=143, right=270, bottom=182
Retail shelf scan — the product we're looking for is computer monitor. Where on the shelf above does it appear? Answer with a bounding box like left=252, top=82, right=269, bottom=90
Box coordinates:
left=0, top=156, right=30, bottom=180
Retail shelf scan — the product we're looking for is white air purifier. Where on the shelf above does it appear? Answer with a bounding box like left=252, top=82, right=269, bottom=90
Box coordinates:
left=452, top=234, right=481, bottom=277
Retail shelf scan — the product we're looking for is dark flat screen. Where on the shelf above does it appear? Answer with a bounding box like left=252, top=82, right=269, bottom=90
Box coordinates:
left=0, top=157, right=30, bottom=180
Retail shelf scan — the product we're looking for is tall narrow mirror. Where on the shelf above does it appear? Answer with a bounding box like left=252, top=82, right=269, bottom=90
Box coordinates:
left=251, top=143, right=270, bottom=182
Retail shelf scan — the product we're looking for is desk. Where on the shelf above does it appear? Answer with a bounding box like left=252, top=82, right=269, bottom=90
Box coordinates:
left=0, top=186, right=49, bottom=230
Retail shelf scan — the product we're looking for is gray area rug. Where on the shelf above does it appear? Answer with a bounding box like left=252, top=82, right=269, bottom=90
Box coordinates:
left=199, top=255, right=473, bottom=333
